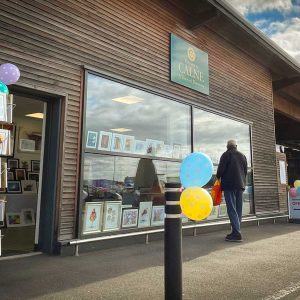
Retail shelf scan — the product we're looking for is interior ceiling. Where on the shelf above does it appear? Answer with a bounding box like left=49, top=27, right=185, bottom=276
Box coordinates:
left=275, top=111, right=300, bottom=150
left=13, top=95, right=44, bottom=119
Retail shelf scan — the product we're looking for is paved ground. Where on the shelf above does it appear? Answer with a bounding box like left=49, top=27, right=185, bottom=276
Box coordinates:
left=1, top=222, right=300, bottom=300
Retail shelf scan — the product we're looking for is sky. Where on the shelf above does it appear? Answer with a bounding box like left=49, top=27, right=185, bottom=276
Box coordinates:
left=225, top=0, right=300, bottom=64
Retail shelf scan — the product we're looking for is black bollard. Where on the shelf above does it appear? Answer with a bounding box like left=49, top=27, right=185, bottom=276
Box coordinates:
left=164, top=182, right=182, bottom=300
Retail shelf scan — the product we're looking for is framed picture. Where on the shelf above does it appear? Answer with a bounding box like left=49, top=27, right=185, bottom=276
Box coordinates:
left=31, top=160, right=40, bottom=172
left=17, top=127, right=42, bottom=152
left=0, top=92, right=7, bottom=122
left=98, top=131, right=112, bottom=151
left=21, top=208, right=35, bottom=226
left=7, top=158, right=19, bottom=169
left=172, top=143, right=181, bottom=159
left=134, top=140, right=147, bottom=155
left=7, top=171, right=14, bottom=181
left=86, top=131, right=98, bottom=149
left=121, top=208, right=138, bottom=228
left=103, top=201, right=122, bottom=231
left=218, top=204, right=227, bottom=218
left=163, top=144, right=173, bottom=158
left=7, top=181, right=21, bottom=193
left=146, top=139, right=164, bottom=156
left=21, top=180, right=37, bottom=194
left=6, top=212, right=22, bottom=227
left=19, top=138, right=35, bottom=152
left=151, top=206, right=165, bottom=226
left=123, top=135, right=135, bottom=153
left=82, top=202, right=104, bottom=235
left=27, top=172, right=39, bottom=181
left=111, top=134, right=124, bottom=152
left=138, top=202, right=152, bottom=228
left=0, top=129, right=10, bottom=155
left=15, top=168, right=26, bottom=181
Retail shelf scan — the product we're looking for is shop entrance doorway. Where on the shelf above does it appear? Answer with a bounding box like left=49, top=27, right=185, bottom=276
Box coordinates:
left=0, top=90, right=62, bottom=257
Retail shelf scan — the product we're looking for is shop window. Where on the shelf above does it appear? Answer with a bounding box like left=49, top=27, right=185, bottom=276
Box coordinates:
left=193, top=108, right=253, bottom=215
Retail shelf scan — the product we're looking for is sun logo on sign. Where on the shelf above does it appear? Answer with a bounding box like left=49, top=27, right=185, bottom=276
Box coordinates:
left=187, top=47, right=196, bottom=62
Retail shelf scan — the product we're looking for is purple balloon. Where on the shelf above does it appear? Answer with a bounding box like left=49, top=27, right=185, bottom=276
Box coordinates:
left=0, top=63, right=20, bottom=85
left=290, top=187, right=298, bottom=198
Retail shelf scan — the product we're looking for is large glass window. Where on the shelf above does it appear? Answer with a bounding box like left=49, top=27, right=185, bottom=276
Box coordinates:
left=85, top=74, right=191, bottom=159
left=80, top=73, right=254, bottom=236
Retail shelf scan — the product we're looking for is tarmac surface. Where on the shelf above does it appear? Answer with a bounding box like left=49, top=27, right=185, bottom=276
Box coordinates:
left=1, top=222, right=300, bottom=300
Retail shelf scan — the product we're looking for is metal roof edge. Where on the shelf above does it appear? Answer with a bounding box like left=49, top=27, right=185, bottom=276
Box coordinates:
left=207, top=0, right=300, bottom=76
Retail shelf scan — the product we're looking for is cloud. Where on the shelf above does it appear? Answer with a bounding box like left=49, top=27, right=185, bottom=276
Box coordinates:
left=226, top=0, right=293, bottom=15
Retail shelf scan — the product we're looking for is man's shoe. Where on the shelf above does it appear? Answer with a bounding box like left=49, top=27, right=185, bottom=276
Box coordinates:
left=225, top=234, right=243, bottom=242
left=225, top=232, right=233, bottom=239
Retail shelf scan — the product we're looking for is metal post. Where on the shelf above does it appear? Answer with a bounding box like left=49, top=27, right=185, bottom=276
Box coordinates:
left=164, top=182, right=182, bottom=300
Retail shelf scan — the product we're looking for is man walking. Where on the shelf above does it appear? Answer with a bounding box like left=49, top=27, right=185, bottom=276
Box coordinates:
left=216, top=140, right=248, bottom=242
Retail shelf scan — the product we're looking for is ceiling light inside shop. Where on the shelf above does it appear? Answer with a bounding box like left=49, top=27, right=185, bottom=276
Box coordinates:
left=110, top=128, right=132, bottom=132
left=112, top=95, right=143, bottom=104
left=26, top=113, right=44, bottom=119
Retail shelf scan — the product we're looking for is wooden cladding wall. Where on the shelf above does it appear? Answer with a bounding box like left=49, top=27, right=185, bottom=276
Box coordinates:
left=0, top=0, right=279, bottom=240
left=276, top=152, right=288, bottom=212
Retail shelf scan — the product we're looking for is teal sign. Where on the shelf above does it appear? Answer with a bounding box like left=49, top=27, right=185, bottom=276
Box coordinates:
left=170, top=34, right=209, bottom=95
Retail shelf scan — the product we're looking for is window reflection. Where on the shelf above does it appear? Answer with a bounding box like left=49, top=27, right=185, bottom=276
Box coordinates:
left=85, top=74, right=191, bottom=159
left=193, top=109, right=252, bottom=166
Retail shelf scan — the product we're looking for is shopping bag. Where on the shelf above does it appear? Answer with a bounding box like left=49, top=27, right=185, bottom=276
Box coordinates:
left=211, top=179, right=222, bottom=206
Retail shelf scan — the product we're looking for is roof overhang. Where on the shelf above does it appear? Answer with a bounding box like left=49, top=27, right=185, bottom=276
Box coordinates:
left=167, top=0, right=300, bottom=101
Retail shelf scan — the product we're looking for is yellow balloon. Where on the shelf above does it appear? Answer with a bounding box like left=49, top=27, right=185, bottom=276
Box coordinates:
left=180, top=187, right=213, bottom=221
left=294, top=180, right=300, bottom=188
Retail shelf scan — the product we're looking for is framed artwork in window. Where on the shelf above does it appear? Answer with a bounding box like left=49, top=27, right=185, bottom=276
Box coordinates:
left=218, top=204, right=227, bottom=218
left=82, top=202, right=104, bottom=235
left=122, top=135, right=135, bottom=153
left=111, top=134, right=124, bottom=152
left=0, top=92, right=7, bottom=122
left=172, top=143, right=181, bottom=159
left=138, top=201, right=152, bottom=228
left=86, top=131, right=98, bottom=149
left=6, top=212, right=22, bottom=227
left=19, top=139, right=35, bottom=152
left=121, top=208, right=138, bottom=228
left=31, top=160, right=40, bottom=172
left=7, top=171, right=14, bottom=181
left=151, top=206, right=165, bottom=226
left=27, top=172, right=39, bottom=181
left=21, top=208, right=35, bottom=226
left=134, top=140, right=147, bottom=155
left=103, top=201, right=122, bottom=231
left=7, top=158, right=19, bottom=169
left=98, top=131, right=112, bottom=151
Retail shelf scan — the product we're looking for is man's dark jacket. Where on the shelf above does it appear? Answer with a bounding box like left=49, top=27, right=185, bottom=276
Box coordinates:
left=216, top=147, right=248, bottom=191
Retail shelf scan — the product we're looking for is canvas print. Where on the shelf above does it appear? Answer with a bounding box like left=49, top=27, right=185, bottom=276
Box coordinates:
left=123, top=135, right=135, bottom=153
left=19, top=138, right=35, bottom=152
left=111, top=134, right=124, bottom=152
left=98, top=131, right=112, bottom=151
left=151, top=206, right=165, bottom=226
left=121, top=208, right=138, bottom=228
left=0, top=129, right=9, bottom=155
left=103, top=201, right=122, bottom=231
left=21, top=180, right=37, bottom=194
left=18, top=127, right=42, bottom=152
left=134, top=140, right=147, bottom=155
left=7, top=171, right=14, bottom=181
left=86, top=131, right=98, bottom=149
left=6, top=212, right=22, bottom=227
left=82, top=202, right=103, bottom=234
left=138, top=202, right=152, bottom=228
left=21, top=208, right=35, bottom=226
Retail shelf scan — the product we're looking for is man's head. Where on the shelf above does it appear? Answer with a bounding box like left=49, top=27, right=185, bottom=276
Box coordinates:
left=227, top=139, right=237, bottom=149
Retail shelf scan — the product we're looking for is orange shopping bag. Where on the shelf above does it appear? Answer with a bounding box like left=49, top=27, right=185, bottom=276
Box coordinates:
left=211, top=179, right=222, bottom=206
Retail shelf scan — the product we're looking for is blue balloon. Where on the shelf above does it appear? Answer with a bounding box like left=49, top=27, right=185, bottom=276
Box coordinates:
left=180, top=152, right=213, bottom=188
left=297, top=187, right=300, bottom=194
left=0, top=81, right=8, bottom=94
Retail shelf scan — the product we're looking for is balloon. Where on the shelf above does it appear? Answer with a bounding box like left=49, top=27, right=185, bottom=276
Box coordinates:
left=0, top=81, right=8, bottom=94
left=180, top=152, right=213, bottom=188
left=180, top=187, right=213, bottom=221
left=297, top=187, right=300, bottom=194
left=0, top=63, right=20, bottom=85
left=294, top=180, right=300, bottom=188
left=289, top=188, right=298, bottom=198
